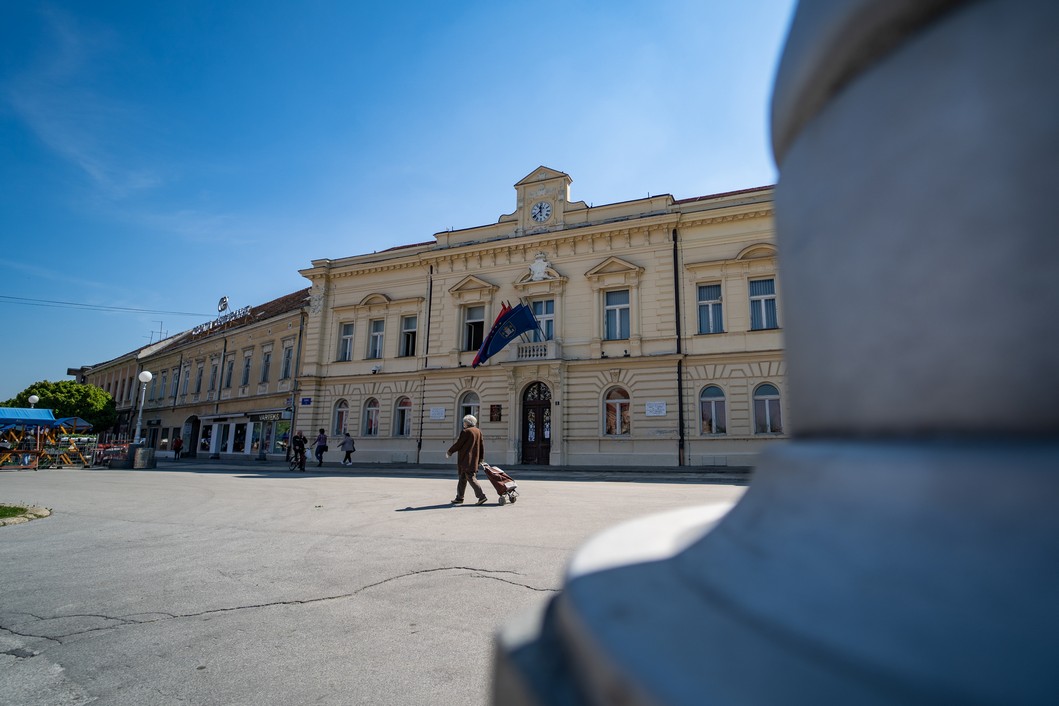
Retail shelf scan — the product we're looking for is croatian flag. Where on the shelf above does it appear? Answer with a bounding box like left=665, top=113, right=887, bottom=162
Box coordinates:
left=471, top=303, right=540, bottom=368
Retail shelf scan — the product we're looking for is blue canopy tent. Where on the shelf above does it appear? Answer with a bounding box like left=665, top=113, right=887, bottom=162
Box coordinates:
left=0, top=408, right=56, bottom=468
left=0, top=408, right=57, bottom=425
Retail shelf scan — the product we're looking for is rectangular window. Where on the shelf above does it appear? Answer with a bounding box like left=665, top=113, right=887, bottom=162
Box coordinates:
left=400, top=316, right=417, bottom=357
left=697, top=284, right=724, bottom=334
left=749, top=278, right=779, bottom=330
left=465, top=306, right=485, bottom=351
left=195, top=364, right=204, bottom=394
left=149, top=378, right=158, bottom=401
left=338, top=323, right=354, bottom=361
left=171, top=369, right=180, bottom=397
left=180, top=367, right=190, bottom=395
left=604, top=290, right=630, bottom=340
left=159, top=372, right=167, bottom=401
left=224, top=359, right=234, bottom=389
left=531, top=300, right=554, bottom=342
left=368, top=319, right=385, bottom=359
left=280, top=344, right=294, bottom=379
left=209, top=363, right=218, bottom=391
left=240, top=354, right=252, bottom=386
left=260, top=350, right=271, bottom=383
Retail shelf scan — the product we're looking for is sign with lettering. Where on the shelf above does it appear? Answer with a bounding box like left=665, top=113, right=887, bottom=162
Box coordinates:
left=191, top=305, right=253, bottom=336
left=645, top=402, right=667, bottom=417
left=300, top=397, right=312, bottom=406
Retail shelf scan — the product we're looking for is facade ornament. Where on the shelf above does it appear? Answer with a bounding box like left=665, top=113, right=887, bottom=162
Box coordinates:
left=529, top=252, right=551, bottom=281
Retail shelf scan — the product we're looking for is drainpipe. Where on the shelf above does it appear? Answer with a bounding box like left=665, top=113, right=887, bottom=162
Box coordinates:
left=673, top=228, right=686, bottom=466
left=416, top=265, right=434, bottom=463
left=288, top=309, right=307, bottom=460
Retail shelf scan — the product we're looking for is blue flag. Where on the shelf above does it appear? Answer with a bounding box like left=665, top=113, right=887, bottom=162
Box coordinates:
left=472, top=303, right=539, bottom=367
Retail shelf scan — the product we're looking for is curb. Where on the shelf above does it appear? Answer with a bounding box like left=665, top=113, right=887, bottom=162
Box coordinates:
left=0, top=503, right=52, bottom=527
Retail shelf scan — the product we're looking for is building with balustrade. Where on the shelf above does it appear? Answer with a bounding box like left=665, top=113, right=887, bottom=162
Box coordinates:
left=78, top=167, right=783, bottom=467
left=295, top=167, right=784, bottom=468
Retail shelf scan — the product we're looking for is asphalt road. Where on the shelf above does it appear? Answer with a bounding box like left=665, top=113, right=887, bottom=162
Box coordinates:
left=0, top=466, right=746, bottom=706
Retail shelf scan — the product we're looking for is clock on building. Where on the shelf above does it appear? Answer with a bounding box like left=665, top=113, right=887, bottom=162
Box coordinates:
left=530, top=200, right=552, bottom=223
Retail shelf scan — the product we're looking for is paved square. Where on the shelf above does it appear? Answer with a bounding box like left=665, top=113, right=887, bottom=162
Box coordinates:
left=0, top=467, right=745, bottom=705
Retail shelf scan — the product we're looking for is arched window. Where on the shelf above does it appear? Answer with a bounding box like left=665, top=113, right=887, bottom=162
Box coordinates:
left=394, top=397, right=412, bottom=437
left=604, top=387, right=630, bottom=436
left=459, top=391, right=480, bottom=429
left=753, top=383, right=783, bottom=434
left=363, top=398, right=380, bottom=436
left=332, top=399, right=349, bottom=435
left=700, top=386, right=726, bottom=434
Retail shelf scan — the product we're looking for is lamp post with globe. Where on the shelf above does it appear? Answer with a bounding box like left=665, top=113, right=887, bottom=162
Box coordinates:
left=133, top=370, right=153, bottom=444
left=28, top=394, right=39, bottom=408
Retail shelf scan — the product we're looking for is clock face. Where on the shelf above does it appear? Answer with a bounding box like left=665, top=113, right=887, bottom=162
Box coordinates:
left=531, top=200, right=552, bottom=223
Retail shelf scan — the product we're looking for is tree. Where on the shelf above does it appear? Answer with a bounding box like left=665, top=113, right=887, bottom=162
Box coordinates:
left=2, top=380, right=117, bottom=432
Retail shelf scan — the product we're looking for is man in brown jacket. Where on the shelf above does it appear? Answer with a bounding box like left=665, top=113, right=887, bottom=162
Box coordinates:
left=446, top=414, right=488, bottom=505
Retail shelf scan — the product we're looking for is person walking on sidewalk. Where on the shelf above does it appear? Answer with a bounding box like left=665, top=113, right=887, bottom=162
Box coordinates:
left=314, top=429, right=328, bottom=467
left=446, top=415, right=488, bottom=505
left=171, top=436, right=183, bottom=461
left=292, top=430, right=308, bottom=471
left=339, top=432, right=356, bottom=466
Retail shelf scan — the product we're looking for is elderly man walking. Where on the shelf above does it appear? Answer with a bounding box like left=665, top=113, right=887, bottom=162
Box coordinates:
left=446, top=415, right=488, bottom=505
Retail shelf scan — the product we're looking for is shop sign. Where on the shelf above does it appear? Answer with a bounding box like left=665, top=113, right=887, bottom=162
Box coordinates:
left=251, top=413, right=282, bottom=422
left=300, top=397, right=312, bottom=406
left=191, top=305, right=253, bottom=336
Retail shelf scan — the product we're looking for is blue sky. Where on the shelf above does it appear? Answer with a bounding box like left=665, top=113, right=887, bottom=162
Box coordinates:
left=0, top=0, right=796, bottom=402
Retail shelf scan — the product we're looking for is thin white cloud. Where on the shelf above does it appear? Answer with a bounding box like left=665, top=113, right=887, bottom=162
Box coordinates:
left=4, top=8, right=163, bottom=200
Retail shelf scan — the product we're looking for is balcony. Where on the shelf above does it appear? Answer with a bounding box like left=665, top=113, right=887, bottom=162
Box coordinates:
left=513, top=340, right=559, bottom=362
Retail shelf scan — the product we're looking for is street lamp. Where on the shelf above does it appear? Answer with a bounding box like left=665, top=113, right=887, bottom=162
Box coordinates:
left=133, top=370, right=153, bottom=444
left=28, top=394, right=39, bottom=408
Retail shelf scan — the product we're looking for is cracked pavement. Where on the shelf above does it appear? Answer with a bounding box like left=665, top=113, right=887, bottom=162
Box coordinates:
left=0, top=466, right=744, bottom=705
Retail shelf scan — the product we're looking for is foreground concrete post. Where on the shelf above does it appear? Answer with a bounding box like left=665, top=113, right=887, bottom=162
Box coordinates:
left=493, top=1, right=1059, bottom=703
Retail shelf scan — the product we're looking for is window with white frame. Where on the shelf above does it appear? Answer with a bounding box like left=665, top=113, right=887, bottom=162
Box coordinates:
left=464, top=306, right=485, bottom=351
left=170, top=369, right=179, bottom=397
left=531, top=299, right=554, bottom=342
left=338, top=323, right=354, bottom=361
left=368, top=319, right=385, bottom=359
left=280, top=343, right=294, bottom=379
left=240, top=352, right=252, bottom=386
left=400, top=316, right=417, bottom=357
left=209, top=361, right=218, bottom=390
left=224, top=358, right=234, bottom=388
left=459, top=392, right=480, bottom=427
left=333, top=399, right=349, bottom=435
left=604, top=290, right=631, bottom=340
left=753, top=383, right=783, bottom=434
left=394, top=397, right=412, bottom=437
left=604, top=387, right=631, bottom=435
left=363, top=398, right=380, bottom=436
left=259, top=350, right=271, bottom=383
left=697, top=284, right=724, bottom=334
left=700, top=385, right=727, bottom=434
left=195, top=364, right=204, bottom=393
left=749, top=279, right=779, bottom=330
left=181, top=366, right=190, bottom=395
left=159, top=372, right=168, bottom=400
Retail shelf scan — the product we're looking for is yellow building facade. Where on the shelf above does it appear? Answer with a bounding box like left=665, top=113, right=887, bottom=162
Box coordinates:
left=295, top=167, right=784, bottom=468
left=79, top=168, right=783, bottom=468
left=83, top=289, right=309, bottom=459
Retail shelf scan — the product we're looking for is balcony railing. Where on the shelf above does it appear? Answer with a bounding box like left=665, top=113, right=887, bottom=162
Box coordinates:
left=514, top=340, right=558, bottom=361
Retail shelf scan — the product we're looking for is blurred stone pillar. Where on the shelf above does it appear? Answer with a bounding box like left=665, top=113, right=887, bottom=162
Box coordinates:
left=493, top=1, right=1059, bottom=703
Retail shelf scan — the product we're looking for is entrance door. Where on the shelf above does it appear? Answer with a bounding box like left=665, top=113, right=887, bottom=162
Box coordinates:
left=521, top=382, right=551, bottom=465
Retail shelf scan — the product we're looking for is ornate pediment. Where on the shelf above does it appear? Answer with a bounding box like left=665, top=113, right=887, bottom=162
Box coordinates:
left=358, top=293, right=391, bottom=306
left=515, top=166, right=571, bottom=187
left=736, top=243, right=777, bottom=260
left=449, top=275, right=499, bottom=304
left=584, top=256, right=644, bottom=278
